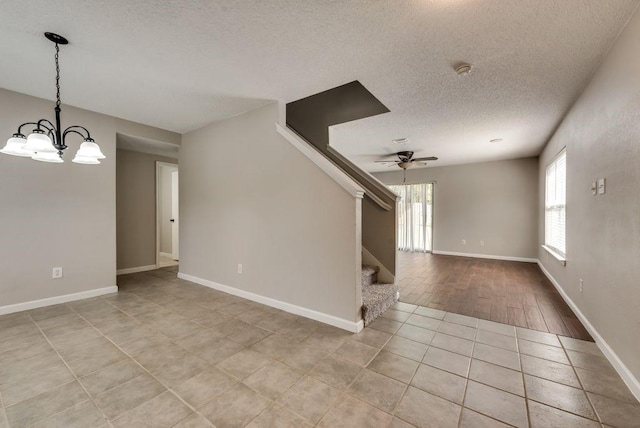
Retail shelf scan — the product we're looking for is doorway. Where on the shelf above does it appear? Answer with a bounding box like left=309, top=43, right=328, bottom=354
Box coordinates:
left=389, top=183, right=434, bottom=253
left=156, top=162, right=179, bottom=268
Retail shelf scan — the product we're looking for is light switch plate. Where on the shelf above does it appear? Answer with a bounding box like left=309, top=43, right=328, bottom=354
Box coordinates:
left=597, top=178, right=606, bottom=195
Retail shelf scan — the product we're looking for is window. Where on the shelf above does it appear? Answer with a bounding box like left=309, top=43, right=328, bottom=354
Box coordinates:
left=545, top=149, right=566, bottom=258
left=389, top=183, right=433, bottom=253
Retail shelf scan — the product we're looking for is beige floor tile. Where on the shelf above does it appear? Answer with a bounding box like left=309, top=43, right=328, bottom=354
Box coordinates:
left=414, top=306, right=446, bottom=320
left=524, top=374, right=597, bottom=420
left=464, top=380, right=528, bottom=428
left=309, top=355, right=362, bottom=390
left=443, top=312, right=478, bottom=328
left=459, top=408, right=511, bottom=427
left=559, top=336, right=602, bottom=357
left=469, top=359, right=524, bottom=396
left=93, top=374, right=166, bottom=420
left=411, top=363, right=466, bottom=404
left=392, top=302, right=418, bottom=313
left=518, top=339, right=569, bottom=364
left=566, top=349, right=616, bottom=373
left=79, top=359, right=144, bottom=397
left=0, top=323, right=41, bottom=344
left=528, top=400, right=601, bottom=428
left=235, top=307, right=272, bottom=325
left=152, top=354, right=211, bottom=388
left=351, top=327, right=392, bottom=348
left=278, top=377, right=342, bottom=424
left=430, top=332, right=474, bottom=356
left=473, top=342, right=521, bottom=371
left=125, top=341, right=189, bottom=372
left=520, top=354, right=580, bottom=388
left=515, top=327, right=561, bottom=347
left=0, top=351, right=63, bottom=386
left=347, top=369, right=406, bottom=412
left=405, top=313, right=442, bottom=331
left=29, top=400, right=106, bottom=428
left=398, top=325, right=437, bottom=347
left=369, top=317, right=403, bottom=334
left=390, top=416, right=414, bottom=427
left=318, top=394, right=393, bottom=427
left=382, top=336, right=429, bottom=361
left=1, top=363, right=74, bottom=406
left=63, top=339, right=127, bottom=378
left=174, top=329, right=226, bottom=354
left=199, top=383, right=270, bottom=428
left=302, top=329, right=349, bottom=352
left=102, top=324, right=158, bottom=346
left=588, top=392, right=640, bottom=427
left=367, top=350, right=419, bottom=384
left=477, top=319, right=516, bottom=337
left=5, top=381, right=88, bottom=427
left=173, top=413, right=214, bottom=428
left=395, top=386, right=461, bottom=428
left=243, top=361, right=302, bottom=399
left=37, top=314, right=91, bottom=339
left=112, top=391, right=191, bottom=427
left=251, top=334, right=298, bottom=359
left=476, top=329, right=518, bottom=352
left=423, top=347, right=471, bottom=377
left=277, top=343, right=327, bottom=373
left=192, top=311, right=232, bottom=329
left=0, top=340, right=52, bottom=367
left=193, top=337, right=244, bottom=365
left=217, top=348, right=271, bottom=380
left=173, top=367, right=237, bottom=408
left=438, top=321, right=477, bottom=341
left=334, top=340, right=379, bottom=366
left=227, top=325, right=271, bottom=346
left=0, top=329, right=46, bottom=354
left=381, top=309, right=412, bottom=323
left=247, top=403, right=312, bottom=428
left=575, top=367, right=637, bottom=404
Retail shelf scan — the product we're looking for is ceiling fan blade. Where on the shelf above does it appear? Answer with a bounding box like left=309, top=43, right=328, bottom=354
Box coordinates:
left=374, top=160, right=400, bottom=163
left=412, top=156, right=438, bottom=161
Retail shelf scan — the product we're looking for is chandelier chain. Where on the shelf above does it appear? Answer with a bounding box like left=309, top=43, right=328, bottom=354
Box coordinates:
left=55, top=43, right=61, bottom=108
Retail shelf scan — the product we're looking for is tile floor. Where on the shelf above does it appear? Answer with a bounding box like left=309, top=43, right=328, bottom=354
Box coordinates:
left=0, top=266, right=638, bottom=427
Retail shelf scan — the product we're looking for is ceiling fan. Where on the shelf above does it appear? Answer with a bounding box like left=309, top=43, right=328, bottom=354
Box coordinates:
left=375, top=151, right=438, bottom=169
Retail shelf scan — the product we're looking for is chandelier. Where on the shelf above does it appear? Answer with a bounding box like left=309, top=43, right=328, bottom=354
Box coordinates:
left=1, top=32, right=105, bottom=164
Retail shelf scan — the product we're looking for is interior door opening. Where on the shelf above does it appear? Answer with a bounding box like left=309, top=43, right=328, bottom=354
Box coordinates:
left=389, top=182, right=434, bottom=253
left=157, top=162, right=179, bottom=268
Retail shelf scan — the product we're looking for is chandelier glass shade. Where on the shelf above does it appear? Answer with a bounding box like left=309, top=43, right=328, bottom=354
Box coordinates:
left=0, top=32, right=105, bottom=164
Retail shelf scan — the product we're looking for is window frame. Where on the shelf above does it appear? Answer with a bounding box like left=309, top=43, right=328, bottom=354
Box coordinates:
left=543, top=148, right=567, bottom=265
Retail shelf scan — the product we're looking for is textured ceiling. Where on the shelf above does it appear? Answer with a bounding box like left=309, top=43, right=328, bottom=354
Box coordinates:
left=0, top=1, right=638, bottom=169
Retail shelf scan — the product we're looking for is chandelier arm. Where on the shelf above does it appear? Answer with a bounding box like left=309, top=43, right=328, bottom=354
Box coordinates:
left=15, top=122, right=40, bottom=136
left=36, top=119, right=57, bottom=133
left=63, top=125, right=92, bottom=139
left=62, top=129, right=87, bottom=141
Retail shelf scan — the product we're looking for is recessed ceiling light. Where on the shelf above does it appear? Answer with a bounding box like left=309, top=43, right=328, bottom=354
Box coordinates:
left=392, top=138, right=409, bottom=145
left=455, top=64, right=473, bottom=75
left=490, top=138, right=503, bottom=143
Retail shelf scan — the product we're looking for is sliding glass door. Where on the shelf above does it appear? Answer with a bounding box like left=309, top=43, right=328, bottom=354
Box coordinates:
left=389, top=183, right=434, bottom=253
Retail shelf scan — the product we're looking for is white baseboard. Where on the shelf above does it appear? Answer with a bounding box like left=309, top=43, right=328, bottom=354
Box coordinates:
left=178, top=272, right=364, bottom=333
left=537, top=261, right=640, bottom=401
left=159, top=252, right=172, bottom=258
left=0, top=286, right=118, bottom=316
left=432, top=250, right=537, bottom=263
left=117, top=265, right=157, bottom=275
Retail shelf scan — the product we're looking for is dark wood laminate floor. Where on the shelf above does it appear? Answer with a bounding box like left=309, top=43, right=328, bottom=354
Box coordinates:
left=397, top=252, right=593, bottom=341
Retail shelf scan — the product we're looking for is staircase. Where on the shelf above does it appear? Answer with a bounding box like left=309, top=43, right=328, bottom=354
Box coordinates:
left=361, top=265, right=399, bottom=326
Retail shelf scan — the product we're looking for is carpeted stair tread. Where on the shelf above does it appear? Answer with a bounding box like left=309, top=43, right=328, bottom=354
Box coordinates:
left=361, top=264, right=379, bottom=287
left=362, top=282, right=399, bottom=327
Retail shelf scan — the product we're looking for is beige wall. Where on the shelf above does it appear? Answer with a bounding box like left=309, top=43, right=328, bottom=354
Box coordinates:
left=180, top=103, right=361, bottom=324
left=0, top=88, right=179, bottom=308
left=538, top=8, right=640, bottom=383
left=116, top=149, right=177, bottom=270
left=375, top=157, right=539, bottom=259
left=160, top=164, right=178, bottom=254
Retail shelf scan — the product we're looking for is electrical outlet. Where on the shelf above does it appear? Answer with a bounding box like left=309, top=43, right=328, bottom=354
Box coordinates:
left=52, top=267, right=63, bottom=279
left=461, top=239, right=466, bottom=245
left=579, top=279, right=584, bottom=293
left=480, top=240, right=485, bottom=247
left=237, top=264, right=243, bottom=274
